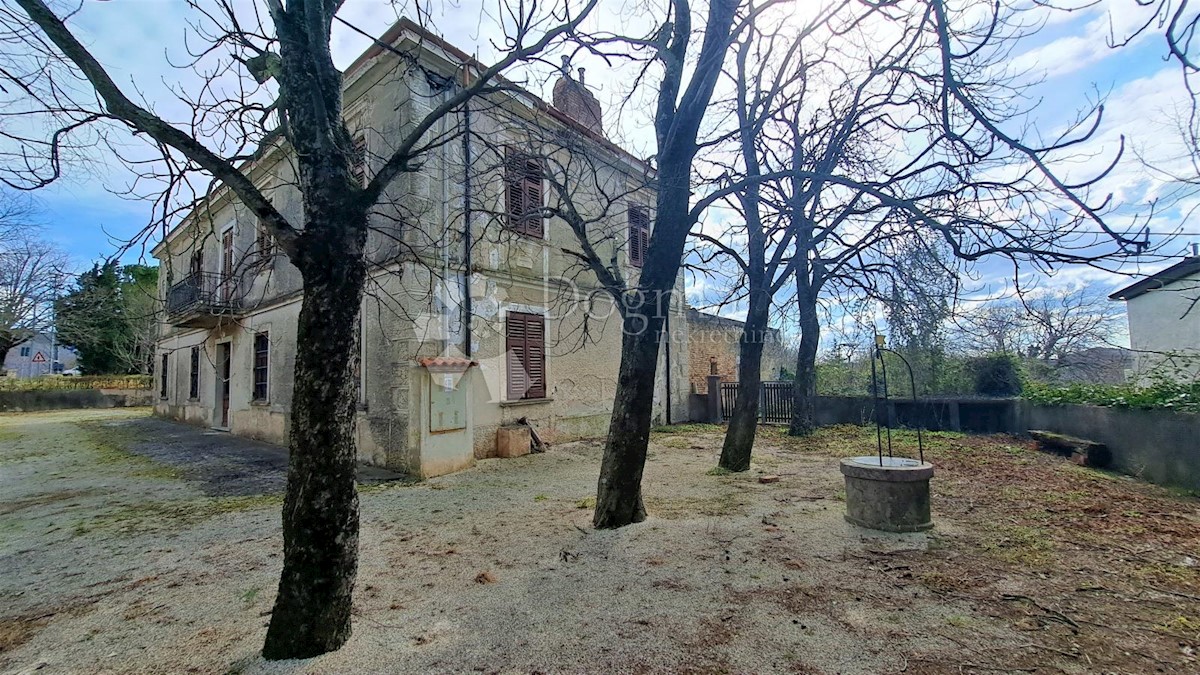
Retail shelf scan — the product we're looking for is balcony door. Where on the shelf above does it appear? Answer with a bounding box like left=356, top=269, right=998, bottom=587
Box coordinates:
left=220, top=228, right=234, bottom=302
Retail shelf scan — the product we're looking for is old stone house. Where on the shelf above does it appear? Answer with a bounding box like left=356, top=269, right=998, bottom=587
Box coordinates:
left=152, top=20, right=690, bottom=478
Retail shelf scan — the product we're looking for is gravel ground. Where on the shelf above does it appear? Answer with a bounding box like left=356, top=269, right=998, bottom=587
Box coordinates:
left=1, top=410, right=1198, bottom=674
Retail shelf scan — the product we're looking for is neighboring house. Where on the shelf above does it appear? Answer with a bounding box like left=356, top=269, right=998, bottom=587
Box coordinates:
left=686, top=309, right=785, bottom=393
left=1109, top=255, right=1200, bottom=384
left=2, top=333, right=78, bottom=379
left=151, top=19, right=691, bottom=478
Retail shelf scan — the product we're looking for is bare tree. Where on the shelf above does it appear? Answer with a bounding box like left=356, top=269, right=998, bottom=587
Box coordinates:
left=3, top=0, right=593, bottom=658
left=0, top=232, right=64, bottom=362
left=550, top=0, right=749, bottom=528
left=959, top=286, right=1124, bottom=363
left=703, top=0, right=1159, bottom=459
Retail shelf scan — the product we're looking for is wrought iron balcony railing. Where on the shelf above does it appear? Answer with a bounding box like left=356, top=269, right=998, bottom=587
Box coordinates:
left=165, top=271, right=242, bottom=326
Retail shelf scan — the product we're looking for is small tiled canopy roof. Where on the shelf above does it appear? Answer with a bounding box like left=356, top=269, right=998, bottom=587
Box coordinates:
left=417, top=356, right=478, bottom=371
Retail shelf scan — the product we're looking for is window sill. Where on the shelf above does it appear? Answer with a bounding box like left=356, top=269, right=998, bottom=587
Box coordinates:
left=500, top=397, right=553, bottom=408
left=250, top=399, right=270, bottom=407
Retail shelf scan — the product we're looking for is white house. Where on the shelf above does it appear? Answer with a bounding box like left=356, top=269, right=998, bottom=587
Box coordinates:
left=1109, top=255, right=1200, bottom=384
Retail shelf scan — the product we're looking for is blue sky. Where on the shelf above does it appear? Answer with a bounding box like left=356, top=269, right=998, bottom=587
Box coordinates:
left=18, top=0, right=1200, bottom=300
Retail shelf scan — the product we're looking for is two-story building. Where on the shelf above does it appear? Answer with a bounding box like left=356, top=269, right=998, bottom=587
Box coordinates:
left=151, top=20, right=691, bottom=478
left=1109, top=254, right=1200, bottom=384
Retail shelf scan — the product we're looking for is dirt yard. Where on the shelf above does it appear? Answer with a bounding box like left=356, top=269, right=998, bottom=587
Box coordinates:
left=1, top=409, right=1198, bottom=674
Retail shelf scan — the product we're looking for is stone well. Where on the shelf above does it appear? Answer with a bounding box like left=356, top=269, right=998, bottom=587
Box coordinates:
left=840, top=456, right=934, bottom=533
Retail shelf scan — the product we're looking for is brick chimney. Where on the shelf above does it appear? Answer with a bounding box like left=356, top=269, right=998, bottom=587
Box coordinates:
left=552, top=56, right=603, bottom=137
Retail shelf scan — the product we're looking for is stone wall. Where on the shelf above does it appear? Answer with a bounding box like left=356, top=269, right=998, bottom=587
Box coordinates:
left=688, top=389, right=1200, bottom=493
left=686, top=309, right=785, bottom=394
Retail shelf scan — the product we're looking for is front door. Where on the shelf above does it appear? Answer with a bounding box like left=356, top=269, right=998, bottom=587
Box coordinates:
left=216, top=342, right=231, bottom=429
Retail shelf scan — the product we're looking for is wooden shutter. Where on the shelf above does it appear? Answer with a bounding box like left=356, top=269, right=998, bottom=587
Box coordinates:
left=505, top=148, right=525, bottom=232
left=504, top=148, right=543, bottom=238
left=506, top=312, right=545, bottom=400
left=629, top=205, right=649, bottom=268
left=350, top=133, right=367, bottom=187
left=522, top=158, right=544, bottom=238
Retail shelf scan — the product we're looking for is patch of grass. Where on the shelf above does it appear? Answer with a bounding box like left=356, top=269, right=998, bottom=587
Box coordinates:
left=1059, top=463, right=1120, bottom=483
left=0, top=428, right=21, bottom=443
left=1134, top=561, right=1200, bottom=586
left=1155, top=616, right=1200, bottom=638
left=240, top=587, right=261, bottom=606
left=706, top=466, right=733, bottom=476
left=645, top=491, right=743, bottom=519
left=575, top=496, right=595, bottom=509
left=1165, top=485, right=1200, bottom=500
left=981, top=525, right=1055, bottom=566
left=74, top=493, right=282, bottom=536
left=0, top=448, right=50, bottom=464
left=656, top=436, right=695, bottom=449
left=533, top=493, right=549, bottom=502
left=651, top=423, right=722, bottom=435
left=946, top=615, right=974, bottom=628
left=76, top=421, right=181, bottom=479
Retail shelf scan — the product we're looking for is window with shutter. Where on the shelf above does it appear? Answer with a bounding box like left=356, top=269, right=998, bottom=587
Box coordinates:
left=504, top=147, right=544, bottom=238
left=253, top=332, right=270, bottom=402
left=160, top=353, right=169, bottom=399
left=349, top=133, right=367, bottom=187
left=505, top=311, right=546, bottom=400
left=629, top=205, right=650, bottom=268
left=254, top=221, right=274, bottom=263
left=189, top=347, right=200, bottom=400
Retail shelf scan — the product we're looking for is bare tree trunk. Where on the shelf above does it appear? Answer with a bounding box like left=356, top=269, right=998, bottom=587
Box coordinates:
left=789, top=298, right=821, bottom=436
left=593, top=312, right=663, bottom=527
left=262, top=205, right=367, bottom=658
left=789, top=265, right=820, bottom=436
left=591, top=0, right=740, bottom=529
left=719, top=309, right=768, bottom=471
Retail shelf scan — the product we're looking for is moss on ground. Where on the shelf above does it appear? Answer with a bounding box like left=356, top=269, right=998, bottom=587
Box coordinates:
left=75, top=420, right=182, bottom=479
left=73, top=493, right=282, bottom=536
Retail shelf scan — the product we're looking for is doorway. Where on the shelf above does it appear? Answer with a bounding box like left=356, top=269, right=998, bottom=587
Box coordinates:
left=215, top=342, right=231, bottom=429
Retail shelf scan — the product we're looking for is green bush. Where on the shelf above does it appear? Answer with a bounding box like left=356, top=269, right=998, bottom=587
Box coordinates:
left=0, top=375, right=152, bottom=391
left=973, top=354, right=1023, bottom=397
left=1023, top=380, right=1200, bottom=413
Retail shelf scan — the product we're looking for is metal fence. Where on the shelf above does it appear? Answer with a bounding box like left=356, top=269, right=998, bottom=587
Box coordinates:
left=720, top=381, right=795, bottom=424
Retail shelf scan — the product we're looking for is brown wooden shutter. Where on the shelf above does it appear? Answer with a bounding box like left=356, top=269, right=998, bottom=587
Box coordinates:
left=504, top=148, right=543, bottom=238
left=506, top=312, right=545, bottom=400
left=629, top=205, right=649, bottom=268
left=505, top=147, right=522, bottom=231
left=350, top=133, right=367, bottom=187
left=523, top=158, right=543, bottom=238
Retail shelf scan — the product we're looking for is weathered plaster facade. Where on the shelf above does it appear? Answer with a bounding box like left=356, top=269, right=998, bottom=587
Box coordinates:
left=152, top=20, right=690, bottom=478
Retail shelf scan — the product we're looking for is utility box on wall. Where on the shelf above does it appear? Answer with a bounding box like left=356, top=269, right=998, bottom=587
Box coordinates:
left=415, top=357, right=477, bottom=478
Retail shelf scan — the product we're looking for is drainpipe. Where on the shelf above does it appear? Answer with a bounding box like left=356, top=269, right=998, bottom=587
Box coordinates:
left=664, top=295, right=672, bottom=425
left=461, top=98, right=473, bottom=358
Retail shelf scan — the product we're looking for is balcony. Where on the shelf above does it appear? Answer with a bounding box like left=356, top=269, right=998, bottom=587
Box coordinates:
left=166, top=272, right=243, bottom=328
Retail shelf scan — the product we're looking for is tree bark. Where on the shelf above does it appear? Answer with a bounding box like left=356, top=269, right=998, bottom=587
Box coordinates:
left=262, top=208, right=367, bottom=658
left=593, top=315, right=664, bottom=527
left=719, top=298, right=768, bottom=471
left=789, top=280, right=821, bottom=437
